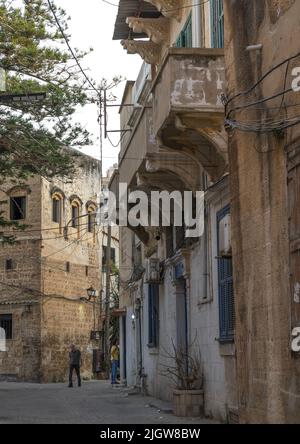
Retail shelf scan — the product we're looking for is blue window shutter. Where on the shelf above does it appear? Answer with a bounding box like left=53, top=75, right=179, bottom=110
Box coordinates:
left=185, top=15, right=193, bottom=48
left=211, top=0, right=224, bottom=49
left=217, top=205, right=235, bottom=343
left=217, top=0, right=224, bottom=48
left=176, top=33, right=183, bottom=48
left=175, top=13, right=192, bottom=48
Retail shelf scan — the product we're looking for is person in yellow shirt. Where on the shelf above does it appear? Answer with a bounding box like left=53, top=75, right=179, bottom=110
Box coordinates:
left=110, top=340, right=119, bottom=385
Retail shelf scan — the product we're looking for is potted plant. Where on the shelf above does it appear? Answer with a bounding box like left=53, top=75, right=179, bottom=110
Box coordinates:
left=160, top=340, right=204, bottom=417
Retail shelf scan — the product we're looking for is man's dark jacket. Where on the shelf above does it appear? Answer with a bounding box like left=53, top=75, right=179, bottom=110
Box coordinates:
left=69, top=349, right=81, bottom=366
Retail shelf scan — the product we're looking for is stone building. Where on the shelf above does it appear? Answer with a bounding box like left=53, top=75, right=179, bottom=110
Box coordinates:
left=110, top=0, right=238, bottom=421
left=0, top=150, right=102, bottom=382
left=224, top=0, right=300, bottom=423
left=101, top=167, right=120, bottom=340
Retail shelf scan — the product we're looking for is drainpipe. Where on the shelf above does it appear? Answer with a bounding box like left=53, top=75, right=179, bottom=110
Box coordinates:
left=138, top=304, right=143, bottom=380
left=203, top=204, right=208, bottom=301
left=135, top=298, right=144, bottom=390
left=193, top=2, right=202, bottom=48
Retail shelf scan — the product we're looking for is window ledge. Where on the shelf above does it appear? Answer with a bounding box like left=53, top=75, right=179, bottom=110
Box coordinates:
left=219, top=342, right=236, bottom=357
left=198, top=297, right=213, bottom=306
left=147, top=346, right=159, bottom=356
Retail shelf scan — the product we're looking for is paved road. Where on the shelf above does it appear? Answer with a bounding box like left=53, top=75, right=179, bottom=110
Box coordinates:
left=0, top=381, right=217, bottom=424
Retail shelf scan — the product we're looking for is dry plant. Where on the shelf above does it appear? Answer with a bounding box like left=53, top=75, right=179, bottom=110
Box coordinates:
left=159, top=338, right=203, bottom=391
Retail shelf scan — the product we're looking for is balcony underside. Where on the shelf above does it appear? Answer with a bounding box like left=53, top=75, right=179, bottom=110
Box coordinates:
left=157, top=115, right=227, bottom=182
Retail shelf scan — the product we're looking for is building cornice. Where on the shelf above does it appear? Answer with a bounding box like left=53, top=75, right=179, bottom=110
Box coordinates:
left=121, top=40, right=161, bottom=65
left=144, top=0, right=182, bottom=21
left=126, top=17, right=169, bottom=44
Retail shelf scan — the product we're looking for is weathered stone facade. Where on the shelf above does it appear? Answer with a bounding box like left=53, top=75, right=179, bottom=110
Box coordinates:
left=0, top=151, right=102, bottom=382
left=111, top=0, right=236, bottom=422
left=224, top=0, right=300, bottom=423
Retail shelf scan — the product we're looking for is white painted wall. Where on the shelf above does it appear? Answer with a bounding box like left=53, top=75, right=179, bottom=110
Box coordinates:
left=124, top=306, right=137, bottom=388
left=120, top=182, right=236, bottom=422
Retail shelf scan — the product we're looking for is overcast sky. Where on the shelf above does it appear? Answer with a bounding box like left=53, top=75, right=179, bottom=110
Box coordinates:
left=55, top=0, right=142, bottom=174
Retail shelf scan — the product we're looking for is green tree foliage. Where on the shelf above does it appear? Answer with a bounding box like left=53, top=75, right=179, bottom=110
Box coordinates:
left=0, top=0, right=97, bottom=180
left=0, top=0, right=107, bottom=239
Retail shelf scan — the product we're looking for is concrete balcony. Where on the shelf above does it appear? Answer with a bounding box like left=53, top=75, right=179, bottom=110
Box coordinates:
left=117, top=103, right=203, bottom=249
left=118, top=107, right=156, bottom=188
left=119, top=104, right=203, bottom=195
left=151, top=48, right=227, bottom=181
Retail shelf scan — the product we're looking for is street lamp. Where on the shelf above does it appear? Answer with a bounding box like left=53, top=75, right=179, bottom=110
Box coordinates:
left=87, top=286, right=97, bottom=301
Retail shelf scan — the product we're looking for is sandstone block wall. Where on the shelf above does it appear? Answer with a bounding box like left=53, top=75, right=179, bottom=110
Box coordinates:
left=0, top=152, right=102, bottom=382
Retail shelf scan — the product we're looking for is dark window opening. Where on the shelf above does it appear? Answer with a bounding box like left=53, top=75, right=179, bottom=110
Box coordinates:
left=52, top=198, right=61, bottom=223
left=102, top=246, right=116, bottom=266
left=0, top=314, right=12, bottom=340
left=66, top=262, right=70, bottom=273
left=176, top=13, right=192, bottom=48
left=5, top=259, right=13, bottom=271
left=133, top=244, right=142, bottom=267
left=148, top=284, right=159, bottom=348
left=166, top=225, right=174, bottom=258
left=111, top=247, right=116, bottom=264
left=88, top=212, right=96, bottom=233
left=71, top=204, right=79, bottom=228
left=175, top=225, right=185, bottom=251
left=10, top=196, right=26, bottom=221
left=166, top=221, right=185, bottom=258
left=102, top=246, right=107, bottom=266
left=85, top=266, right=89, bottom=277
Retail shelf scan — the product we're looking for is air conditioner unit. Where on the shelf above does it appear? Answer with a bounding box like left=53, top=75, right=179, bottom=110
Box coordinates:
left=145, top=258, right=161, bottom=283
left=219, top=214, right=232, bottom=257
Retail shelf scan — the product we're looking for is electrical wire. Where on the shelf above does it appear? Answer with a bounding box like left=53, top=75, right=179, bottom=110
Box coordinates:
left=41, top=227, right=90, bottom=259
left=0, top=279, right=94, bottom=303
left=100, top=0, right=211, bottom=13
left=226, top=50, right=300, bottom=107
left=227, top=87, right=294, bottom=119
left=0, top=219, right=97, bottom=235
left=225, top=116, right=300, bottom=134
left=46, top=0, right=100, bottom=97
left=225, top=49, right=300, bottom=134
left=106, top=131, right=129, bottom=148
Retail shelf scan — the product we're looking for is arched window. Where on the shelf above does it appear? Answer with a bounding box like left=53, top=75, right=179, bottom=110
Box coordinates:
left=10, top=196, right=26, bottom=221
left=70, top=196, right=82, bottom=238
left=71, top=201, right=80, bottom=229
left=51, top=189, right=64, bottom=233
left=7, top=186, right=31, bottom=222
left=52, top=193, right=63, bottom=224
left=86, top=202, right=97, bottom=235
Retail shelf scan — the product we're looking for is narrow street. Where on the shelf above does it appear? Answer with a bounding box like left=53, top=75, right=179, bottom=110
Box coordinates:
left=0, top=381, right=216, bottom=424
left=1, top=0, right=300, bottom=425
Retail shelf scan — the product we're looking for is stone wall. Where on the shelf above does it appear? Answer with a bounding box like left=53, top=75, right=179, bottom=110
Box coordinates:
left=40, top=298, right=98, bottom=382
left=0, top=304, right=41, bottom=381
left=224, top=0, right=300, bottom=423
left=0, top=151, right=102, bottom=382
left=40, top=152, right=101, bottom=382
left=0, top=175, right=43, bottom=380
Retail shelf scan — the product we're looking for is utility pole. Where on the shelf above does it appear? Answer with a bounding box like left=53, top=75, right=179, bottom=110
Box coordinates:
left=104, top=224, right=112, bottom=377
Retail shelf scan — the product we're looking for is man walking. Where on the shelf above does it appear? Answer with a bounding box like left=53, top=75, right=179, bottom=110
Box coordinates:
left=68, top=344, right=81, bottom=388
